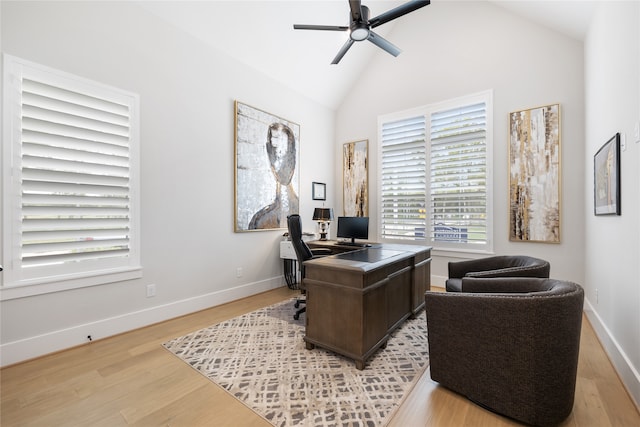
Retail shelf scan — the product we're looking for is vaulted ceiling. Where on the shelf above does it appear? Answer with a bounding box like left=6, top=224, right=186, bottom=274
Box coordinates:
left=138, top=1, right=597, bottom=110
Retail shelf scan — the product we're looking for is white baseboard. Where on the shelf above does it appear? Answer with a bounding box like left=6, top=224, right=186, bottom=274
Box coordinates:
left=431, top=274, right=447, bottom=288
left=584, top=297, right=640, bottom=410
left=0, top=276, right=284, bottom=367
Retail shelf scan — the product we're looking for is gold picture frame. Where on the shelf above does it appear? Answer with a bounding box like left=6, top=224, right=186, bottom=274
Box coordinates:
left=342, top=139, right=368, bottom=217
left=508, top=104, right=561, bottom=243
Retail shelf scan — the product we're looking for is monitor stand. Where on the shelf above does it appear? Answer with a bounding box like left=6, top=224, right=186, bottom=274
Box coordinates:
left=341, top=238, right=367, bottom=247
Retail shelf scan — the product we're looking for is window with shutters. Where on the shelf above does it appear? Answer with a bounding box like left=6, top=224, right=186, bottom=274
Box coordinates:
left=378, top=91, right=493, bottom=252
left=2, top=55, right=141, bottom=298
left=380, top=114, right=427, bottom=241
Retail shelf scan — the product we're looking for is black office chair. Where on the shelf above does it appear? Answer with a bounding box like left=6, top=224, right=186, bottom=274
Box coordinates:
left=287, top=214, right=332, bottom=320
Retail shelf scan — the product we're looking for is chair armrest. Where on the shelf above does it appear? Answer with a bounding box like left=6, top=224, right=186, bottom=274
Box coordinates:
left=448, top=257, right=502, bottom=278
left=461, top=277, right=551, bottom=294
left=466, top=263, right=549, bottom=279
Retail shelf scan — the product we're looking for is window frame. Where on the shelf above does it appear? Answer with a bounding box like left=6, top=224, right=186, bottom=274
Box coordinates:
left=1, top=54, right=142, bottom=301
left=377, top=90, right=493, bottom=254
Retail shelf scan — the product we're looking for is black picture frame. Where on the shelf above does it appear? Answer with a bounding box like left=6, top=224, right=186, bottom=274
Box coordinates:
left=312, top=182, right=326, bottom=201
left=594, top=133, right=621, bottom=215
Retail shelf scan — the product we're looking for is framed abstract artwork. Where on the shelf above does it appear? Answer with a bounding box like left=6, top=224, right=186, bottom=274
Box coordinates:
left=508, top=104, right=561, bottom=243
left=594, top=133, right=621, bottom=215
left=343, top=139, right=368, bottom=216
left=234, top=101, right=300, bottom=232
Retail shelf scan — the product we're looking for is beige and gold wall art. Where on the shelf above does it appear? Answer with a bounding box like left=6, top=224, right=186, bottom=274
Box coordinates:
left=509, top=104, right=561, bottom=243
left=343, top=139, right=368, bottom=217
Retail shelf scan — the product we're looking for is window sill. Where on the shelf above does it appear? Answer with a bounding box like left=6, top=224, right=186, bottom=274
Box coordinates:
left=431, top=247, right=495, bottom=259
left=0, top=267, right=142, bottom=301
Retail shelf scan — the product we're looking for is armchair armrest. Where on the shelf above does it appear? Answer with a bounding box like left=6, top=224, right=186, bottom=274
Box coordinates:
left=461, top=277, right=552, bottom=294
left=466, top=264, right=549, bottom=279
left=448, top=257, right=504, bottom=278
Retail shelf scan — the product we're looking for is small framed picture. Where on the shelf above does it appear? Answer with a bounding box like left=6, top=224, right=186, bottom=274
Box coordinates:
left=594, top=133, right=621, bottom=215
left=312, top=182, right=326, bottom=201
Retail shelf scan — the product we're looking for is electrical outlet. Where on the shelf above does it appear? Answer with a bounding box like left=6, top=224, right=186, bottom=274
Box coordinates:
left=236, top=267, right=243, bottom=278
left=595, top=288, right=599, bottom=304
left=146, top=284, right=156, bottom=297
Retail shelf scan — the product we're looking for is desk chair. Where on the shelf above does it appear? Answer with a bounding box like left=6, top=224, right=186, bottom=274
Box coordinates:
left=287, top=214, right=332, bottom=320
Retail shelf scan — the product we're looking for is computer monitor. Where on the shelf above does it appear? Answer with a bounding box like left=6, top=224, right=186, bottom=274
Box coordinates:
left=336, top=216, right=369, bottom=244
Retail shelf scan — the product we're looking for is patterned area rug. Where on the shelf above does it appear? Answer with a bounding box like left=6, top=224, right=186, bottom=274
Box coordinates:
left=163, top=299, right=429, bottom=427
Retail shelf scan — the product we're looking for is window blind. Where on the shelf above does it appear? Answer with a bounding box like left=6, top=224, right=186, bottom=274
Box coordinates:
left=3, top=55, right=140, bottom=290
left=20, top=78, right=132, bottom=268
left=429, top=102, right=487, bottom=245
left=380, top=115, right=427, bottom=240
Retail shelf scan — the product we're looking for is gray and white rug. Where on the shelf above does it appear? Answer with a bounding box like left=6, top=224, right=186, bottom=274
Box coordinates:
left=163, top=299, right=429, bottom=427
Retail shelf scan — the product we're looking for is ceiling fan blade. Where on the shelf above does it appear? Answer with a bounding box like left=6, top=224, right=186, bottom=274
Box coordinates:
left=294, top=24, right=349, bottom=31
left=367, top=31, right=401, bottom=57
left=349, top=0, right=363, bottom=22
left=369, top=0, right=430, bottom=28
left=332, top=39, right=355, bottom=64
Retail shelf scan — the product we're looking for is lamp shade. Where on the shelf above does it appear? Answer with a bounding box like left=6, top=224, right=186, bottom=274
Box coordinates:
left=313, top=208, right=334, bottom=221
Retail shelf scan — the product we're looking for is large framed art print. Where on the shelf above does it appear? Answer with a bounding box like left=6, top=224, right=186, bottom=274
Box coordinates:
left=509, top=104, right=561, bottom=243
left=343, top=139, right=368, bottom=216
left=234, top=101, right=300, bottom=232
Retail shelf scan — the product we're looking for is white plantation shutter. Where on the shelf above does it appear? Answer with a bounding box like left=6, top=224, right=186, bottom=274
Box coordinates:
left=378, top=91, right=492, bottom=251
left=380, top=116, right=427, bottom=240
left=3, top=55, right=140, bottom=291
left=429, top=102, right=488, bottom=247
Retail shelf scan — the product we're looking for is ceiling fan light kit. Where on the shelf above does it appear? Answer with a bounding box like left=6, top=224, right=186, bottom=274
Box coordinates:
left=350, top=26, right=369, bottom=41
left=294, top=0, right=430, bottom=64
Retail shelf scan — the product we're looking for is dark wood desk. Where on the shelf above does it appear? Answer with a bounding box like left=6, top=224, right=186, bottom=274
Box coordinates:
left=303, top=242, right=431, bottom=369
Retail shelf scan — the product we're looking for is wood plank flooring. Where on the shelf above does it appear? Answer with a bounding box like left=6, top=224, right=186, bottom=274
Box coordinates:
left=1, top=286, right=639, bottom=426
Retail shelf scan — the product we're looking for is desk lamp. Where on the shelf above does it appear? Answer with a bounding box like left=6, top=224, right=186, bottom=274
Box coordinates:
left=313, top=208, right=334, bottom=240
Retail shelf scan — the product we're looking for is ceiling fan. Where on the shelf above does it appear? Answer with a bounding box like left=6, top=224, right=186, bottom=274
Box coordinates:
left=293, top=0, right=430, bottom=64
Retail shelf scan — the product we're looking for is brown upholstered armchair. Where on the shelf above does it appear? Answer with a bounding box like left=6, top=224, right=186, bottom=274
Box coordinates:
left=424, top=277, right=584, bottom=426
left=446, top=255, right=550, bottom=292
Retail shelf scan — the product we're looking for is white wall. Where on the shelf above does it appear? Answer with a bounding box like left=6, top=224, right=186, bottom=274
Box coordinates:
left=335, top=1, right=586, bottom=286
left=0, top=1, right=335, bottom=365
left=584, top=1, right=640, bottom=408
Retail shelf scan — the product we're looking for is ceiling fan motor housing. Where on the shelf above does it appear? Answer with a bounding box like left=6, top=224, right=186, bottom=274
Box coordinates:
left=349, top=5, right=370, bottom=41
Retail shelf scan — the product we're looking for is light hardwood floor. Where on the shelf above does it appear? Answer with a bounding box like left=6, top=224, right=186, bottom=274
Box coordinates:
left=2, top=286, right=639, bottom=426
